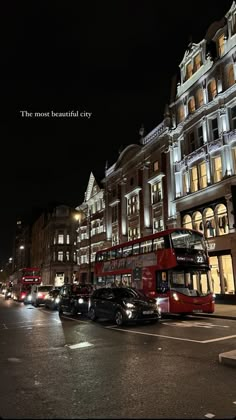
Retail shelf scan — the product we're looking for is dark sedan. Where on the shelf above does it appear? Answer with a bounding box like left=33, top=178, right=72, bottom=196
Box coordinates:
left=44, top=288, right=61, bottom=310
left=88, top=287, right=161, bottom=326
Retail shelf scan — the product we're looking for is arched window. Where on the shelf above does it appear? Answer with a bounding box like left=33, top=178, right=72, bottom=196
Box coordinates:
left=207, top=79, right=217, bottom=102
left=203, top=207, right=216, bottom=238
left=178, top=104, right=185, bottom=123
left=216, top=204, right=228, bottom=236
left=182, top=214, right=193, bottom=229
left=188, top=97, right=196, bottom=114
left=192, top=211, right=203, bottom=233
left=225, top=64, right=235, bottom=89
left=196, top=88, right=204, bottom=108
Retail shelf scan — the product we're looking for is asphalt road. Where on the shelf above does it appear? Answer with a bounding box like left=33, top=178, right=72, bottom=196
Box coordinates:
left=0, top=296, right=236, bottom=419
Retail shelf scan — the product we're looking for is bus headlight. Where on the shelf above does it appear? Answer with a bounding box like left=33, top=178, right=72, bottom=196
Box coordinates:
left=172, top=292, right=179, bottom=301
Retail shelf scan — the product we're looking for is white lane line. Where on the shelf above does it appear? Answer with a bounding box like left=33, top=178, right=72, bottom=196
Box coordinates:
left=105, top=326, right=203, bottom=343
left=3, top=324, right=8, bottom=329
left=59, top=315, right=88, bottom=323
left=204, top=414, right=215, bottom=418
left=201, top=334, right=236, bottom=343
left=67, top=342, right=93, bottom=349
left=106, top=327, right=236, bottom=344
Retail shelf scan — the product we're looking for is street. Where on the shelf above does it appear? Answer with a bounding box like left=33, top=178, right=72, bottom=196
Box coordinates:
left=0, top=296, right=236, bottom=419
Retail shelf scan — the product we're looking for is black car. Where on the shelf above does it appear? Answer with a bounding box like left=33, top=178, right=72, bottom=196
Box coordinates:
left=88, top=287, right=161, bottom=326
left=44, top=288, right=61, bottom=310
left=58, top=284, right=93, bottom=316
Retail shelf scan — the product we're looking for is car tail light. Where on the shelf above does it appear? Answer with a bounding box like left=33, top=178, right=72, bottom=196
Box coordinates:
left=21, top=293, right=26, bottom=298
left=38, top=292, right=43, bottom=298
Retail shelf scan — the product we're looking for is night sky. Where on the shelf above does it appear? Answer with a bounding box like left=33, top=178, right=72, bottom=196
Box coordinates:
left=1, top=0, right=233, bottom=264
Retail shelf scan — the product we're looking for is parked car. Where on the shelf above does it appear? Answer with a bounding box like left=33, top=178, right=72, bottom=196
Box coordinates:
left=88, top=287, right=161, bottom=326
left=58, top=284, right=94, bottom=316
left=31, top=285, right=54, bottom=307
left=44, top=288, right=61, bottom=310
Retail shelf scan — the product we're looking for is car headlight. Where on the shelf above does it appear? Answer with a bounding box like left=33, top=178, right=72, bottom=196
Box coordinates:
left=55, top=297, right=60, bottom=303
left=27, top=294, right=32, bottom=301
left=78, top=298, right=84, bottom=304
left=125, top=302, right=135, bottom=309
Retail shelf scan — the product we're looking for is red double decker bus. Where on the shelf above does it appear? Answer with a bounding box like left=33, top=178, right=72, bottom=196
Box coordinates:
left=94, top=228, right=215, bottom=315
left=11, top=267, right=42, bottom=302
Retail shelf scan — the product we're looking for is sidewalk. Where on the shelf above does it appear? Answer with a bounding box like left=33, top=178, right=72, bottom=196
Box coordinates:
left=199, top=303, right=236, bottom=320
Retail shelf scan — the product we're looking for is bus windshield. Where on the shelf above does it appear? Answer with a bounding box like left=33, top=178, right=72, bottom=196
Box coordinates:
left=171, top=230, right=205, bottom=250
left=22, top=270, right=41, bottom=277
left=170, top=270, right=211, bottom=296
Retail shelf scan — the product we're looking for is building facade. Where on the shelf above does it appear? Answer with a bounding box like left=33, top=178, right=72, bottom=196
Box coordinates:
left=75, top=172, right=108, bottom=284
left=31, top=204, right=79, bottom=286
left=168, top=1, right=236, bottom=300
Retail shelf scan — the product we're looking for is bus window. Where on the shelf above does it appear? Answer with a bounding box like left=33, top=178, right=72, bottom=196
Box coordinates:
left=116, top=248, right=123, bottom=258
left=133, top=243, right=140, bottom=255
left=123, top=245, right=132, bottom=257
left=110, top=249, right=116, bottom=259
left=140, top=240, right=152, bottom=253
left=153, top=237, right=165, bottom=250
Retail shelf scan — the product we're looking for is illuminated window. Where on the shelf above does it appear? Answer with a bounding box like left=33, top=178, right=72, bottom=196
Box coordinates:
left=127, top=195, right=139, bottom=215
left=58, top=251, right=63, bottom=261
left=153, top=219, right=163, bottom=233
left=182, top=214, right=193, bottom=229
left=192, top=211, right=203, bottom=232
left=188, top=97, right=195, bottom=114
left=66, top=251, right=70, bottom=261
left=208, top=79, right=217, bottom=101
left=190, top=166, right=198, bottom=192
left=196, top=88, right=204, bottom=108
left=225, top=64, right=235, bottom=89
left=199, top=161, right=207, bottom=189
left=194, top=54, right=202, bottom=70
left=66, top=234, right=70, bottom=244
left=186, top=62, right=193, bottom=79
left=211, top=118, right=219, bottom=140
left=216, top=204, right=228, bottom=236
left=153, top=161, right=159, bottom=171
left=198, top=126, right=204, bottom=146
left=209, top=256, right=221, bottom=294
left=112, top=205, right=118, bottom=223
left=212, top=156, right=222, bottom=182
left=178, top=104, right=185, bottom=123
left=218, top=34, right=225, bottom=56
left=204, top=207, right=215, bottom=238
left=221, top=255, right=235, bottom=294
left=58, top=234, right=64, bottom=244
left=152, top=182, right=162, bottom=204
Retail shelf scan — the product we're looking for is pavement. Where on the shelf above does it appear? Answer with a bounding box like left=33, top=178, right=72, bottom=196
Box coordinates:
left=197, top=303, right=236, bottom=368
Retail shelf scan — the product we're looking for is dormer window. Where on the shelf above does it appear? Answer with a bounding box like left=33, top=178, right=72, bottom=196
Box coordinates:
left=186, top=62, right=193, bottom=80
left=194, top=54, right=202, bottom=71
left=218, top=34, right=225, bottom=56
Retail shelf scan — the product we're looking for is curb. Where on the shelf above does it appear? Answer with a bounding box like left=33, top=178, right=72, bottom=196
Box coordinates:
left=219, top=350, right=236, bottom=368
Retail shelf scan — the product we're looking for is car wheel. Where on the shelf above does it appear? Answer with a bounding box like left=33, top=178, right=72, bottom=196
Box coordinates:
left=89, top=307, right=97, bottom=321
left=149, top=318, right=158, bottom=324
left=35, top=300, right=39, bottom=307
left=115, top=310, right=124, bottom=326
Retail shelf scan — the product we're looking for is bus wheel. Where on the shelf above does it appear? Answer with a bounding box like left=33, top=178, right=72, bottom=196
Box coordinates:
left=89, top=307, right=97, bottom=321
left=115, top=310, right=124, bottom=326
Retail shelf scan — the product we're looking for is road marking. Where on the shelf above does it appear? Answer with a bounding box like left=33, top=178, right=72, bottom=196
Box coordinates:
left=67, top=342, right=93, bottom=349
left=59, top=315, right=88, bottom=323
left=7, top=358, right=21, bottom=363
left=162, top=321, right=229, bottom=329
left=204, top=414, right=215, bottom=418
left=3, top=324, right=8, bottom=329
left=106, top=326, right=203, bottom=342
left=201, top=334, right=236, bottom=343
left=106, top=327, right=236, bottom=344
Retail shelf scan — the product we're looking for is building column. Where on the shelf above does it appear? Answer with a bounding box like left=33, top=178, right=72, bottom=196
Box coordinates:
left=142, top=167, right=151, bottom=233
left=226, top=193, right=235, bottom=232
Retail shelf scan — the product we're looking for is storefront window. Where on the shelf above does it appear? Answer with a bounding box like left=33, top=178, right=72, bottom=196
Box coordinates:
left=192, top=211, right=203, bottom=232
left=204, top=207, right=216, bottom=238
left=216, top=204, right=228, bottom=235
left=221, top=255, right=235, bottom=294
left=209, top=256, right=221, bottom=294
